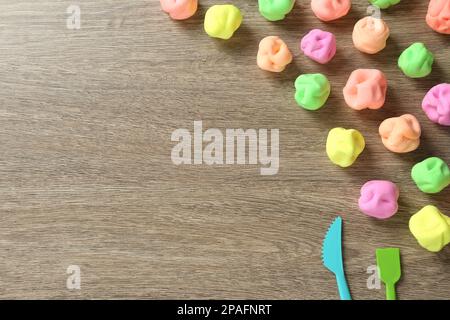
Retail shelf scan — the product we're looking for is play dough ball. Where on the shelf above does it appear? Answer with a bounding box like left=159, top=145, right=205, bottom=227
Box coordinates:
left=379, top=114, right=421, bottom=153
left=300, top=29, right=337, bottom=64
left=426, top=0, right=450, bottom=34
left=311, top=0, right=351, bottom=21
left=409, top=205, right=450, bottom=252
left=411, top=157, right=450, bottom=194
left=422, top=83, right=450, bottom=126
left=326, top=128, right=365, bottom=168
left=368, top=0, right=401, bottom=9
left=343, top=69, right=387, bottom=110
left=352, top=17, right=390, bottom=54
left=294, top=74, right=331, bottom=110
left=398, top=43, right=434, bottom=78
left=257, top=36, right=293, bottom=72
left=258, top=0, right=295, bottom=21
left=359, top=180, right=399, bottom=219
left=204, top=5, right=243, bottom=40
left=160, top=0, right=198, bottom=20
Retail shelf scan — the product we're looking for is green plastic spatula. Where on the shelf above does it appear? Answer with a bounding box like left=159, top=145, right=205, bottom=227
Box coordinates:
left=376, top=248, right=401, bottom=300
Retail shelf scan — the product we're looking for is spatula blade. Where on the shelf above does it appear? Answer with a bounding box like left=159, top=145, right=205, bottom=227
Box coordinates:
left=376, top=248, right=401, bottom=285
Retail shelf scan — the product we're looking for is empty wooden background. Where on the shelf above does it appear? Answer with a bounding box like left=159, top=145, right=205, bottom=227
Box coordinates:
left=0, top=0, right=448, bottom=299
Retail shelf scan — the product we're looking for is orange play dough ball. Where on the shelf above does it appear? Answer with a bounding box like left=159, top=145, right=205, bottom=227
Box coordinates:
left=426, top=0, right=450, bottom=34
left=343, top=69, right=388, bottom=110
left=311, top=0, right=351, bottom=22
left=352, top=17, right=390, bottom=54
left=379, top=114, right=421, bottom=153
left=160, top=0, right=198, bottom=20
left=257, top=36, right=293, bottom=72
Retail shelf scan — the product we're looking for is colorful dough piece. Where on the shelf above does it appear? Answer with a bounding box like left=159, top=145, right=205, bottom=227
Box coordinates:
left=379, top=114, right=421, bottom=153
left=368, top=0, right=401, bottom=9
left=311, top=0, right=351, bottom=22
left=326, top=128, right=365, bottom=168
left=359, top=180, right=399, bottom=219
left=204, top=5, right=243, bottom=40
left=300, top=29, right=337, bottom=64
left=352, top=17, right=390, bottom=54
left=343, top=69, right=387, bottom=110
left=160, top=0, right=198, bottom=20
left=409, top=205, right=450, bottom=252
left=422, top=83, right=450, bottom=126
left=257, top=36, right=293, bottom=72
left=258, top=0, right=295, bottom=21
left=411, top=157, right=450, bottom=194
left=294, top=74, right=331, bottom=110
left=398, top=43, right=434, bottom=78
left=426, top=0, right=450, bottom=34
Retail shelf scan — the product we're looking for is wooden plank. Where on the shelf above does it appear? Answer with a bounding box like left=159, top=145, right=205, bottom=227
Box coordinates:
left=0, top=0, right=448, bottom=299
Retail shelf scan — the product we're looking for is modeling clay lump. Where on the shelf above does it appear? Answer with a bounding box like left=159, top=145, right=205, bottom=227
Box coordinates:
left=368, top=0, right=401, bottom=9
left=326, top=128, right=365, bottom=168
left=411, top=157, right=450, bottom=194
left=294, top=74, right=331, bottom=110
left=359, top=180, right=399, bottom=219
left=422, top=83, right=450, bottom=126
left=398, top=43, right=434, bottom=78
left=160, top=0, right=198, bottom=20
left=300, top=29, right=336, bottom=64
left=410, top=205, right=450, bottom=252
left=311, top=0, right=351, bottom=22
left=204, top=5, right=243, bottom=40
left=257, top=36, right=293, bottom=72
left=379, top=114, right=421, bottom=153
left=352, top=17, right=390, bottom=54
left=258, top=0, right=295, bottom=21
left=343, top=69, right=387, bottom=110
left=426, top=0, right=450, bottom=34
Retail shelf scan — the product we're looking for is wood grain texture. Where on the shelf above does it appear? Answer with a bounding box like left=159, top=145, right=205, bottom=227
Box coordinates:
left=0, top=0, right=449, bottom=299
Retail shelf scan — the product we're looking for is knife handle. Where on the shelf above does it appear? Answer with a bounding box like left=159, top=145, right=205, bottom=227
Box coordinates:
left=336, top=273, right=352, bottom=300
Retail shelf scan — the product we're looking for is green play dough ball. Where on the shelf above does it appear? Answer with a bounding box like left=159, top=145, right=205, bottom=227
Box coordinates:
left=294, top=74, right=331, bottom=111
left=398, top=42, right=434, bottom=78
left=368, top=0, right=401, bottom=9
left=258, top=0, right=295, bottom=21
left=411, top=157, right=450, bottom=194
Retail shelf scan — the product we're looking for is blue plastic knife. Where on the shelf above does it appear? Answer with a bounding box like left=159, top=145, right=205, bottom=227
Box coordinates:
left=321, top=216, right=352, bottom=300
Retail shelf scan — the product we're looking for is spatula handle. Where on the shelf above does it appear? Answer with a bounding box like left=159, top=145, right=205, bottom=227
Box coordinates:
left=336, top=273, right=352, bottom=300
left=386, top=283, right=396, bottom=300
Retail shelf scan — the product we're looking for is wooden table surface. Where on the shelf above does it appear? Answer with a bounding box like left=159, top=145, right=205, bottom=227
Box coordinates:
left=0, top=0, right=449, bottom=300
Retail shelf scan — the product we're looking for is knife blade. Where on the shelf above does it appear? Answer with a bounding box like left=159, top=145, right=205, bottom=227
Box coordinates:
left=322, top=216, right=352, bottom=300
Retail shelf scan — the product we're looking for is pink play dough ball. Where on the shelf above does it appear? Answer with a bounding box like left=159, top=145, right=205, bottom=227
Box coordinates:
left=358, top=180, right=399, bottom=219
left=422, top=83, right=450, bottom=126
left=160, top=0, right=198, bottom=20
left=311, top=0, right=351, bottom=22
left=300, top=29, right=337, bottom=64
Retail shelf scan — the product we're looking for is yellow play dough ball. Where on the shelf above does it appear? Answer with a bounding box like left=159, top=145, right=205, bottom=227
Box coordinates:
left=326, top=127, right=365, bottom=168
left=204, top=5, right=243, bottom=40
left=409, top=205, right=450, bottom=252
